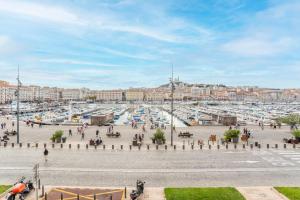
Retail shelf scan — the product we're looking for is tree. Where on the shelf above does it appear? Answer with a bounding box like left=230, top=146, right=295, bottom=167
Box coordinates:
left=277, top=114, right=300, bottom=126
left=224, top=129, right=240, bottom=142
left=50, top=130, right=64, bottom=142
left=292, top=130, right=300, bottom=138
left=152, top=128, right=166, bottom=144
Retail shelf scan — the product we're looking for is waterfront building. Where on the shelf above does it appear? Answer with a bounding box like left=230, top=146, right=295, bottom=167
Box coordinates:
left=125, top=89, right=145, bottom=101
left=90, top=90, right=123, bottom=101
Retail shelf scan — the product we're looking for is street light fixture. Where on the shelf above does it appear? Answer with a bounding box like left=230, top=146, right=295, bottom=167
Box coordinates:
left=170, top=64, right=175, bottom=146
left=16, top=66, right=22, bottom=144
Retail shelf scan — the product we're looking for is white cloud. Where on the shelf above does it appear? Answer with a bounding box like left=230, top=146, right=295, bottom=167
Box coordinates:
left=222, top=37, right=293, bottom=56
left=100, top=47, right=157, bottom=60
left=0, top=0, right=86, bottom=25
left=0, top=35, right=21, bottom=54
left=0, top=0, right=211, bottom=43
left=39, top=58, right=122, bottom=67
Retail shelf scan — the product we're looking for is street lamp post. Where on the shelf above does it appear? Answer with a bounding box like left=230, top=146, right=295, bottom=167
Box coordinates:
left=170, top=65, right=174, bottom=146
left=16, top=66, right=21, bottom=144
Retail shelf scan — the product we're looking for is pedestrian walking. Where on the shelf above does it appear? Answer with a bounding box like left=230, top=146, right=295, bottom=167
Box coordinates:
left=43, top=148, right=49, bottom=162
left=96, top=130, right=99, bottom=137
left=81, top=132, right=85, bottom=140
left=69, top=129, right=72, bottom=136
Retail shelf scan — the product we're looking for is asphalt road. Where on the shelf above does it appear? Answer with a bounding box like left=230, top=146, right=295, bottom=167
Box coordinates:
left=0, top=148, right=300, bottom=187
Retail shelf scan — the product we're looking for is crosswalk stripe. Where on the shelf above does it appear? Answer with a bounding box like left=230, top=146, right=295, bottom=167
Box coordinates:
left=283, top=155, right=300, bottom=157
left=290, top=158, right=300, bottom=160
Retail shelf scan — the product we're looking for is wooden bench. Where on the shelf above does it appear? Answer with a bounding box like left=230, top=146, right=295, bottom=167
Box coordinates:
left=178, top=132, right=193, bottom=138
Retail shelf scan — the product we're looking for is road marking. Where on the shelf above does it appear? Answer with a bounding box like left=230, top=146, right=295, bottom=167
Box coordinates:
left=252, top=150, right=295, bottom=166
left=290, top=158, right=300, bottom=160
left=233, top=161, right=260, bottom=164
left=1, top=167, right=300, bottom=173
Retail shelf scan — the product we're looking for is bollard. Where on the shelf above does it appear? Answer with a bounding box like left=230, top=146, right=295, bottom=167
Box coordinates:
left=61, top=193, right=63, bottom=200
left=4, top=143, right=7, bottom=147
left=174, top=145, right=176, bottom=150
left=52, top=143, right=55, bottom=148
left=125, top=187, right=127, bottom=198
left=209, top=145, right=211, bottom=150
left=121, top=145, right=123, bottom=150
left=258, top=144, right=261, bottom=149
left=94, top=145, right=97, bottom=149
left=129, top=145, right=132, bottom=150
left=45, top=193, right=47, bottom=200
left=243, top=144, right=245, bottom=149
left=234, top=144, right=237, bottom=149
left=12, top=143, right=14, bottom=148
left=38, top=179, right=40, bottom=189
left=77, top=194, right=79, bottom=200
left=200, top=144, right=202, bottom=150
left=112, top=145, right=114, bottom=150
left=41, top=185, right=44, bottom=197
left=226, top=144, right=228, bottom=149
left=44, top=143, right=47, bottom=148
left=77, top=144, right=80, bottom=149
left=69, top=144, right=71, bottom=149
left=165, top=145, right=167, bottom=150
left=191, top=145, right=194, bottom=150
left=217, top=145, right=220, bottom=149
left=147, top=144, right=149, bottom=150
left=267, top=144, right=269, bottom=149
left=36, top=143, right=38, bottom=148
left=19, top=143, right=22, bottom=148
left=284, top=144, right=287, bottom=149
left=138, top=144, right=141, bottom=150
left=103, top=145, right=106, bottom=150
left=250, top=144, right=253, bottom=149
left=293, top=144, right=296, bottom=149
left=182, top=145, right=185, bottom=150
left=156, top=145, right=159, bottom=150
left=275, top=144, right=278, bottom=149
left=60, top=144, right=63, bottom=148
left=86, top=144, right=88, bottom=149
left=27, top=143, right=30, bottom=148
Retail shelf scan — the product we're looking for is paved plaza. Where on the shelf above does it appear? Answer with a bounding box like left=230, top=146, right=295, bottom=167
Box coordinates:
left=0, top=116, right=295, bottom=146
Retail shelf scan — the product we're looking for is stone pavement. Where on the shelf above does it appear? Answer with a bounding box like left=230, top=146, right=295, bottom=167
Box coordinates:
left=142, top=188, right=164, bottom=200
left=237, top=187, right=289, bottom=200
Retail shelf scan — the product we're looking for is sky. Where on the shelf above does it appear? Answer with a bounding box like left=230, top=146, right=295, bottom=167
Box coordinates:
left=0, top=0, right=299, bottom=89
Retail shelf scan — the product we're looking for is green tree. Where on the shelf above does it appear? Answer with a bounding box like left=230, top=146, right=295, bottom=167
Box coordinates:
left=152, top=128, right=166, bottom=144
left=224, top=129, right=240, bottom=141
left=277, top=114, right=300, bottom=126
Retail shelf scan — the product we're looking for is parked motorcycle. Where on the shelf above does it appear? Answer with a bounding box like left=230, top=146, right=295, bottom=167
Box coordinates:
left=6, top=177, right=34, bottom=200
left=130, top=180, right=145, bottom=200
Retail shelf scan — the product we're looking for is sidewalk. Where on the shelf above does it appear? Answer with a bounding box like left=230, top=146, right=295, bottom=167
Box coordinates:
left=142, top=188, right=165, bottom=200
left=237, top=187, right=289, bottom=200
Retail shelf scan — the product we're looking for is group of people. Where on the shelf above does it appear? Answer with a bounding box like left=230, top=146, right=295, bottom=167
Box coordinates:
left=107, top=125, right=114, bottom=133
left=133, top=133, right=144, bottom=142
left=25, top=120, right=39, bottom=128
left=270, top=123, right=281, bottom=129
left=131, top=120, right=138, bottom=129
left=0, top=122, right=7, bottom=129
left=77, top=124, right=89, bottom=140
left=243, top=128, right=252, bottom=138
